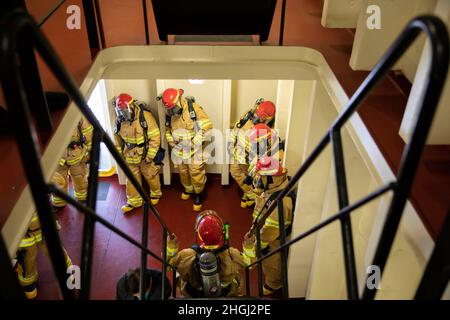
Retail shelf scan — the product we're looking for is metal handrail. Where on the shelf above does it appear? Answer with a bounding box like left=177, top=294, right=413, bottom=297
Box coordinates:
left=0, top=9, right=176, bottom=300
left=37, top=0, right=66, bottom=26
left=246, top=15, right=449, bottom=300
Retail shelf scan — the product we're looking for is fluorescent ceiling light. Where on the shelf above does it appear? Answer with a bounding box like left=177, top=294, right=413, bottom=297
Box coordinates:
left=188, top=79, right=204, bottom=84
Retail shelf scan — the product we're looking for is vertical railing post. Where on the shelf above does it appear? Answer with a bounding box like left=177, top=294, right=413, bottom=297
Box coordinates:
left=245, top=267, right=251, bottom=297
left=18, top=32, right=52, bottom=132
left=279, top=0, right=287, bottom=46
left=80, top=128, right=102, bottom=299
left=82, top=0, right=101, bottom=58
left=142, top=0, right=150, bottom=45
left=93, top=0, right=106, bottom=48
left=277, top=199, right=289, bottom=299
left=331, top=130, right=359, bottom=300
left=140, top=202, right=149, bottom=300
left=255, top=225, right=263, bottom=297
left=161, top=228, right=167, bottom=300
left=415, top=209, right=450, bottom=299
left=0, top=34, right=72, bottom=299
left=172, top=266, right=177, bottom=298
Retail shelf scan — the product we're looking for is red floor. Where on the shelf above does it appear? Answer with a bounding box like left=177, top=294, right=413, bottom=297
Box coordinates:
left=35, top=174, right=270, bottom=300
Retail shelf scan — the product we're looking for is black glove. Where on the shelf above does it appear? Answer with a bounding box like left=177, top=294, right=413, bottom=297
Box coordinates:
left=243, top=175, right=253, bottom=185
left=153, top=147, right=166, bottom=165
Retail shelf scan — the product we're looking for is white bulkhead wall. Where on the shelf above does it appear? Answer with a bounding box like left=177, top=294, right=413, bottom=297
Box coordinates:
left=230, top=80, right=278, bottom=126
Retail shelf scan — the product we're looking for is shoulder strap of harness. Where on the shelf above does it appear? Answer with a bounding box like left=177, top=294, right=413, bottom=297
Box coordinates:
left=185, top=96, right=197, bottom=121
left=73, top=121, right=86, bottom=147
left=165, top=115, right=172, bottom=128
left=138, top=104, right=149, bottom=160
left=186, top=96, right=200, bottom=135
left=236, top=110, right=253, bottom=129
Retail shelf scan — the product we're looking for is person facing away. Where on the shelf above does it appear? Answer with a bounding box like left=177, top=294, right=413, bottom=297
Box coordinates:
left=242, top=156, right=294, bottom=296
left=166, top=210, right=246, bottom=298
left=116, top=268, right=172, bottom=300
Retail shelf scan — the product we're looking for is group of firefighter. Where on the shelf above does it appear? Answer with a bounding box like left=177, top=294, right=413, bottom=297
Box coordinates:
left=15, top=88, right=294, bottom=299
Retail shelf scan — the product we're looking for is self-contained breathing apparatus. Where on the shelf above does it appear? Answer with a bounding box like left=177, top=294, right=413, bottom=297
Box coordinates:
left=188, top=218, right=234, bottom=298
left=236, top=98, right=265, bottom=129
left=68, top=122, right=86, bottom=149
left=157, top=95, right=200, bottom=135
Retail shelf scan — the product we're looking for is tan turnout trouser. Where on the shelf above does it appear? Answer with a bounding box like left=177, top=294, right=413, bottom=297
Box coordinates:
left=262, top=239, right=282, bottom=290
left=17, top=238, right=72, bottom=287
left=178, top=162, right=207, bottom=194
left=126, top=161, right=162, bottom=207
left=229, top=164, right=255, bottom=200
left=51, top=162, right=88, bottom=207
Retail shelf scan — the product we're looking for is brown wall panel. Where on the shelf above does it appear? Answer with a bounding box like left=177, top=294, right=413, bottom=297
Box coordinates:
left=99, top=0, right=147, bottom=47
left=27, top=0, right=92, bottom=91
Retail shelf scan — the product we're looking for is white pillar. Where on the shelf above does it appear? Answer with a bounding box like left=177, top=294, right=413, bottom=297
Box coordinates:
left=400, top=0, right=450, bottom=144
left=274, top=80, right=295, bottom=142
left=321, top=0, right=362, bottom=28
left=350, top=0, right=436, bottom=77
left=287, top=82, right=336, bottom=298
left=284, top=81, right=316, bottom=173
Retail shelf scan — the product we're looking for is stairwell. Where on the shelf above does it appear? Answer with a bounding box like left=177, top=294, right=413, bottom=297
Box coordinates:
left=0, top=0, right=449, bottom=300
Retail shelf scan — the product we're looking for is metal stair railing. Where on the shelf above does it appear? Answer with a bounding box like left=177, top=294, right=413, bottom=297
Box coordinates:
left=415, top=208, right=450, bottom=300
left=0, top=9, right=176, bottom=300
left=245, top=15, right=449, bottom=300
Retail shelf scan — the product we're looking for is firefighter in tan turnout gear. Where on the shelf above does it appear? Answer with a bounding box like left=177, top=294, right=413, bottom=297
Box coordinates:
left=242, top=156, right=294, bottom=296
left=166, top=210, right=246, bottom=297
left=228, top=99, right=276, bottom=209
left=15, top=213, right=73, bottom=299
left=114, top=93, right=163, bottom=213
left=160, top=88, right=213, bottom=211
left=51, top=117, right=93, bottom=208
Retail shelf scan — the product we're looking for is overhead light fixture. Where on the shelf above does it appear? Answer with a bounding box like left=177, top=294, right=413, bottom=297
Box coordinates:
left=188, top=79, right=204, bottom=84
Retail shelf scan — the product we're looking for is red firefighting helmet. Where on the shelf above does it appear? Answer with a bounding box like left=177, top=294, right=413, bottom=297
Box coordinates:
left=161, top=88, right=184, bottom=109
left=115, top=93, right=133, bottom=110
left=195, top=210, right=225, bottom=251
left=248, top=123, right=276, bottom=144
left=255, top=156, right=284, bottom=176
left=255, top=101, right=276, bottom=121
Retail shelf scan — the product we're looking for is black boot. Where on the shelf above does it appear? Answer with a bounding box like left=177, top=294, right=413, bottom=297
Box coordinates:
left=193, top=193, right=203, bottom=212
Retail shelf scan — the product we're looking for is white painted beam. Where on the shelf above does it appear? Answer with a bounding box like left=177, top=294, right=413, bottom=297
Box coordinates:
left=321, top=0, right=362, bottom=28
